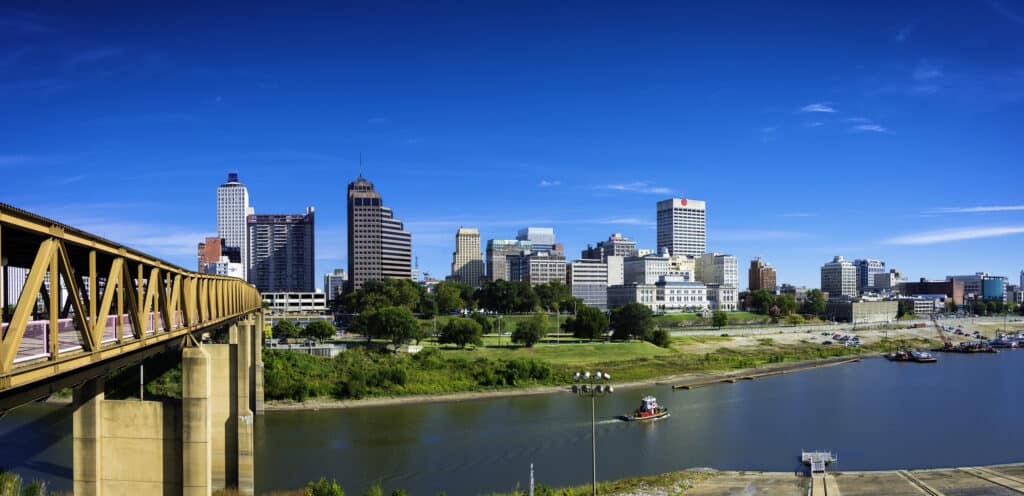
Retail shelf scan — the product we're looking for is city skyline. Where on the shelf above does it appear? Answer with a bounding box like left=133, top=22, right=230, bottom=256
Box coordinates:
left=2, top=2, right=1023, bottom=288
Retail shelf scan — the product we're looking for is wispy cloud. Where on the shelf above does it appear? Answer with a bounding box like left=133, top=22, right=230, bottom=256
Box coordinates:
left=844, top=116, right=871, bottom=123
left=896, top=24, right=914, bottom=42
left=779, top=212, right=818, bottom=218
left=929, top=205, right=1024, bottom=214
left=713, top=229, right=811, bottom=241
left=851, top=124, right=889, bottom=133
left=0, top=155, right=36, bottom=167
left=58, top=174, right=86, bottom=185
left=594, top=217, right=655, bottom=227
left=802, top=121, right=824, bottom=128
left=800, top=102, right=836, bottom=113
left=595, top=182, right=673, bottom=195
left=885, top=225, right=1024, bottom=245
left=538, top=180, right=560, bottom=187
left=988, top=0, right=1024, bottom=25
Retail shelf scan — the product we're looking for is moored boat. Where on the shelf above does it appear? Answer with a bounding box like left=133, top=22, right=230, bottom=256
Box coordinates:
left=621, top=396, right=669, bottom=422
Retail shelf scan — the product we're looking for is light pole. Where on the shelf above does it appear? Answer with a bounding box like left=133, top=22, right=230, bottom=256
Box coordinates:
left=571, top=370, right=613, bottom=496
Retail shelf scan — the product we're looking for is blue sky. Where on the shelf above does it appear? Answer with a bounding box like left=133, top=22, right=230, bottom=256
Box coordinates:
left=1, top=1, right=1022, bottom=289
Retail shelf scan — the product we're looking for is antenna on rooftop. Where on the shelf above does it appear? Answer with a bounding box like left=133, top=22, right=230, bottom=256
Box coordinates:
left=358, top=153, right=364, bottom=178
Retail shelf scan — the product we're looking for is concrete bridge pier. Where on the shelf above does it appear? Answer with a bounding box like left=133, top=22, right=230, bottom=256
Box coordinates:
left=71, top=315, right=262, bottom=495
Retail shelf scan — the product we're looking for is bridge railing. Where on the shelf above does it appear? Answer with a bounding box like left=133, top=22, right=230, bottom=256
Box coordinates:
left=0, top=202, right=261, bottom=391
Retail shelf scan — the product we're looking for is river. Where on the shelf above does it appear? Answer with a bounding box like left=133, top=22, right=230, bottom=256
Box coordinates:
left=2, top=352, right=1022, bottom=494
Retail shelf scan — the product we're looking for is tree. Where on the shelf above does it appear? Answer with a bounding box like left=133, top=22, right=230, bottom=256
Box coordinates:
left=306, top=477, right=345, bottom=496
left=565, top=306, right=608, bottom=341
left=785, top=313, right=805, bottom=326
left=536, top=280, right=572, bottom=313
left=363, top=306, right=422, bottom=348
left=272, top=320, right=300, bottom=339
left=434, top=281, right=466, bottom=314
left=775, top=294, right=799, bottom=316
left=610, top=303, right=654, bottom=341
left=438, top=318, right=483, bottom=348
left=303, top=321, right=336, bottom=342
left=416, top=292, right=438, bottom=318
left=471, top=313, right=492, bottom=333
left=512, top=313, right=548, bottom=347
left=897, top=299, right=914, bottom=319
left=343, top=278, right=421, bottom=313
left=712, top=310, right=729, bottom=329
left=648, top=328, right=671, bottom=348
left=751, top=289, right=775, bottom=315
left=803, top=289, right=827, bottom=318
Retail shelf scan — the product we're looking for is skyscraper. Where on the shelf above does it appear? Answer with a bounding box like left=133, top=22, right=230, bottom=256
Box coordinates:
left=451, top=228, right=485, bottom=287
left=656, top=198, right=706, bottom=256
left=247, top=207, right=315, bottom=292
left=485, top=239, right=532, bottom=282
left=821, top=256, right=857, bottom=299
left=748, top=257, right=777, bottom=292
left=347, top=175, right=413, bottom=291
left=853, top=259, right=885, bottom=293
left=217, top=172, right=252, bottom=279
left=516, top=227, right=555, bottom=253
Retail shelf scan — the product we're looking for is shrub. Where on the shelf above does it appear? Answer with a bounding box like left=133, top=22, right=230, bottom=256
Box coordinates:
left=306, top=477, right=346, bottom=496
left=648, top=328, right=671, bottom=348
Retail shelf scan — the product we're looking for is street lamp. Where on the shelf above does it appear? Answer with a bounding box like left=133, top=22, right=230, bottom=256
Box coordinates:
left=571, top=370, right=613, bottom=496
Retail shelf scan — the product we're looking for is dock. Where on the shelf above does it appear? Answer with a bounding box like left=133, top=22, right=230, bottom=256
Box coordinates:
left=802, top=451, right=838, bottom=496
left=672, top=358, right=860, bottom=390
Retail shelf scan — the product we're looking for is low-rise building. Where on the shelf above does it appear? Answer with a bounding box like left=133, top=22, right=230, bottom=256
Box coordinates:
left=899, top=295, right=946, bottom=316
left=608, top=283, right=658, bottom=311
left=656, top=275, right=707, bottom=311
left=203, top=256, right=245, bottom=279
left=825, top=298, right=898, bottom=324
left=263, top=291, right=331, bottom=326
left=899, top=278, right=964, bottom=305
left=624, top=254, right=672, bottom=285
left=707, top=284, right=739, bottom=311
left=872, top=269, right=905, bottom=292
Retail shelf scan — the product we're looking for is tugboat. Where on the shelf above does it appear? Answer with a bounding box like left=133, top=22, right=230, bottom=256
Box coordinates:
left=886, top=347, right=937, bottom=363
left=621, top=396, right=670, bottom=422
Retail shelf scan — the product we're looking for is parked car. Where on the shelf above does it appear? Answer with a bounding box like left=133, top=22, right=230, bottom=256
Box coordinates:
left=822, top=340, right=833, bottom=345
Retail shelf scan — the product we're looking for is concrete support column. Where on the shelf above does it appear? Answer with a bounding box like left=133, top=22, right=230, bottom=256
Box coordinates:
left=182, top=345, right=212, bottom=496
left=73, top=377, right=104, bottom=496
left=253, top=312, right=264, bottom=415
left=235, top=318, right=254, bottom=495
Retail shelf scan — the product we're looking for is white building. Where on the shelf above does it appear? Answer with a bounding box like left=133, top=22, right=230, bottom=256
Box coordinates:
left=656, top=198, right=707, bottom=257
left=706, top=284, right=739, bottom=311
left=567, top=259, right=608, bottom=309
left=605, top=255, right=625, bottom=286
left=821, top=256, right=857, bottom=299
left=263, top=292, right=328, bottom=313
left=669, top=255, right=697, bottom=278
left=217, top=172, right=253, bottom=280
left=323, top=268, right=347, bottom=303
left=202, top=256, right=245, bottom=279
left=696, top=253, right=738, bottom=287
left=656, top=275, right=708, bottom=311
left=624, top=255, right=671, bottom=285
left=510, top=252, right=566, bottom=286
left=854, top=259, right=886, bottom=293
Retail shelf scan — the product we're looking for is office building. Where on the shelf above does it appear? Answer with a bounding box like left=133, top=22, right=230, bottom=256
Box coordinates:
left=779, top=284, right=813, bottom=304
left=510, top=252, right=566, bottom=286
left=582, top=233, right=639, bottom=287
left=516, top=227, right=556, bottom=253
left=981, top=275, right=1008, bottom=303
left=323, top=268, right=347, bottom=303
left=854, top=259, right=886, bottom=293
left=217, top=172, right=253, bottom=279
left=609, top=275, right=708, bottom=311
left=696, top=253, right=739, bottom=287
left=899, top=278, right=964, bottom=305
left=899, top=295, right=947, bottom=316
left=567, top=259, right=608, bottom=309
left=821, top=256, right=857, bottom=299
left=203, top=256, right=244, bottom=279
left=656, top=198, right=707, bottom=256
left=247, top=207, right=315, bottom=292
left=873, top=269, right=905, bottom=291
left=347, top=175, right=413, bottom=290
left=197, top=236, right=241, bottom=275
left=669, top=255, right=697, bottom=278
left=947, top=273, right=987, bottom=301
left=581, top=233, right=638, bottom=259
left=262, top=292, right=332, bottom=327
left=485, top=239, right=532, bottom=282
left=624, top=254, right=673, bottom=285
left=450, top=227, right=485, bottom=287
left=747, top=257, right=777, bottom=292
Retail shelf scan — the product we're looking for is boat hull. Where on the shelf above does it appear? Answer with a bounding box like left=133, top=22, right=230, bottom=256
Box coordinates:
left=620, top=409, right=670, bottom=422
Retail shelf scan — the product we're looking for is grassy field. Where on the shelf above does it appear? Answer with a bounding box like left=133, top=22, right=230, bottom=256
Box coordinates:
left=484, top=469, right=716, bottom=496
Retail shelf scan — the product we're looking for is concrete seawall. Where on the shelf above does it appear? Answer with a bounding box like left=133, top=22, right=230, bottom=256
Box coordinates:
left=683, top=463, right=1024, bottom=495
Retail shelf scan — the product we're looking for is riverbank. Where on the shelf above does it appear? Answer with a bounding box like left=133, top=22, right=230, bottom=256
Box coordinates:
left=484, top=462, right=1024, bottom=496
left=264, top=354, right=868, bottom=411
